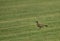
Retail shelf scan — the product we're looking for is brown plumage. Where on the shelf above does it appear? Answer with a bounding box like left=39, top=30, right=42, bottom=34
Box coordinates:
left=36, top=21, right=48, bottom=29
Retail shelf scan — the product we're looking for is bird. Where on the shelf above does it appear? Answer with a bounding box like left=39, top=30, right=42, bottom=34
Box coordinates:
left=36, top=21, right=48, bottom=29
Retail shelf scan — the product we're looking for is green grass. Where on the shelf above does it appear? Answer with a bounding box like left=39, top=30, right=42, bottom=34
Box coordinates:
left=0, top=0, right=60, bottom=41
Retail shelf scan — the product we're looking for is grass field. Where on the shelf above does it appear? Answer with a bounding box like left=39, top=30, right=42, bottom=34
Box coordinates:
left=0, top=0, right=60, bottom=41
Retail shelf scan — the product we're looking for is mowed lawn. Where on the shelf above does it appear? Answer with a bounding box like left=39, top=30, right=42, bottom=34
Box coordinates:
left=0, top=0, right=60, bottom=41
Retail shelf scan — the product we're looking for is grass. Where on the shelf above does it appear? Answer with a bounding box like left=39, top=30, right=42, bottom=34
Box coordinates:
left=0, top=0, right=60, bottom=41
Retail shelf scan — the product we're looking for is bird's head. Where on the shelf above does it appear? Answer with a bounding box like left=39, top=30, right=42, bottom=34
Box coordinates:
left=36, top=21, right=38, bottom=23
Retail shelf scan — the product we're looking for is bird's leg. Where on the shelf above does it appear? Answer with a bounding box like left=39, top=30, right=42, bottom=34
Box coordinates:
left=39, top=26, right=42, bottom=29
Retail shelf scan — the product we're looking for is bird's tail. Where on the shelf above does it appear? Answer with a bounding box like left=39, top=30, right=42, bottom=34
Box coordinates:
left=44, top=25, right=48, bottom=27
